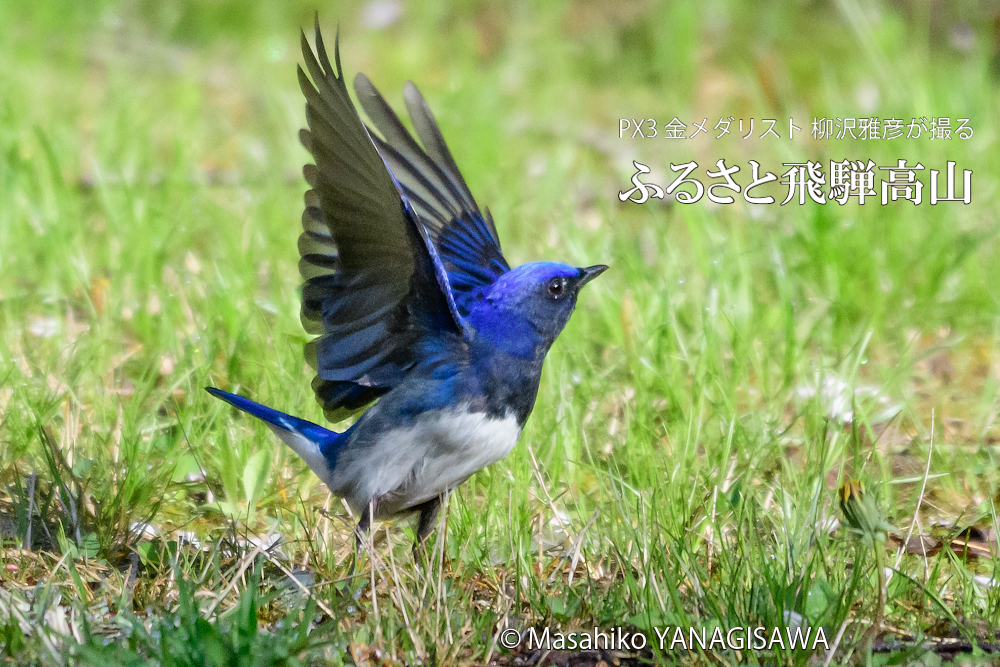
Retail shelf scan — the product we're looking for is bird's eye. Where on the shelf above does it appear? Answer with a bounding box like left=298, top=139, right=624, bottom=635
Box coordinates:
left=547, top=277, right=566, bottom=298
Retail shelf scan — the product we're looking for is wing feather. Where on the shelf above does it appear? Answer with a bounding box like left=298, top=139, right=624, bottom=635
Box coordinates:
left=296, top=20, right=464, bottom=421
left=353, top=75, right=510, bottom=316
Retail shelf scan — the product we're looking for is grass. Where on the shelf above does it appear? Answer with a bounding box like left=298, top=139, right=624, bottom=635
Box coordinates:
left=0, top=0, right=999, bottom=664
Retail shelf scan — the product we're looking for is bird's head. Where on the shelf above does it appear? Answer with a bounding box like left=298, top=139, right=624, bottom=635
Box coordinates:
left=467, top=262, right=607, bottom=358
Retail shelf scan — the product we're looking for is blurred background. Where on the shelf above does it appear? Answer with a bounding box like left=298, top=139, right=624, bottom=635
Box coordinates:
left=1, top=0, right=1000, bottom=661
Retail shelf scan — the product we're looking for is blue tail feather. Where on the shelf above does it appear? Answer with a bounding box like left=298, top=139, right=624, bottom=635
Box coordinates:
left=205, top=388, right=346, bottom=473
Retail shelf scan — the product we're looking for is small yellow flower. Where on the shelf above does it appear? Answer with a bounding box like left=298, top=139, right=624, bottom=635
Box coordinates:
left=839, top=480, right=890, bottom=546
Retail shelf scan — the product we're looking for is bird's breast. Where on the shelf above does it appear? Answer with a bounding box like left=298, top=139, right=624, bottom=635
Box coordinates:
left=338, top=406, right=522, bottom=516
left=426, top=408, right=522, bottom=464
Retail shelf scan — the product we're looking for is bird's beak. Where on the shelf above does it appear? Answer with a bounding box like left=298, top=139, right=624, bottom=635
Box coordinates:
left=576, top=264, right=609, bottom=287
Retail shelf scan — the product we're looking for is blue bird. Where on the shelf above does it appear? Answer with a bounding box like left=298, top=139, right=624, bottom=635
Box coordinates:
left=207, top=21, right=606, bottom=551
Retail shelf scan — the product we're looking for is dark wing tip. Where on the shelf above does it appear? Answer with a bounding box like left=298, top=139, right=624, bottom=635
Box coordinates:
left=334, top=24, right=342, bottom=77
left=401, top=80, right=423, bottom=107
left=313, top=16, right=335, bottom=77
left=353, top=72, right=379, bottom=105
left=299, top=29, right=312, bottom=65
left=301, top=16, right=341, bottom=85
left=296, top=60, right=314, bottom=99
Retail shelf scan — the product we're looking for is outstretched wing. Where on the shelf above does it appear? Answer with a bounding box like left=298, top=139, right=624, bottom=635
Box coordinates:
left=298, top=21, right=465, bottom=422
left=353, top=75, right=510, bottom=317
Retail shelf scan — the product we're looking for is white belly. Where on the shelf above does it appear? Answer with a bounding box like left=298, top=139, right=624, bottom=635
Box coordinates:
left=332, top=408, right=521, bottom=516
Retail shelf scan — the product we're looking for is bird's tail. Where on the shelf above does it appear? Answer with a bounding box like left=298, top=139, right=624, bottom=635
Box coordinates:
left=205, top=387, right=345, bottom=484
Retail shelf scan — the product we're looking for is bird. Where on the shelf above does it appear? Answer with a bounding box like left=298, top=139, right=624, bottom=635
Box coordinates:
left=206, top=20, right=607, bottom=554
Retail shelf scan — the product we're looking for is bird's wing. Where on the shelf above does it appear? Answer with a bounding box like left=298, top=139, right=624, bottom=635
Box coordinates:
left=298, top=22, right=466, bottom=422
left=353, top=75, right=510, bottom=317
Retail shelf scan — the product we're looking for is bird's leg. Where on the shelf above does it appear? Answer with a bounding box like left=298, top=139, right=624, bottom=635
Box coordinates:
left=348, top=502, right=373, bottom=577
left=357, top=501, right=373, bottom=553
left=412, top=496, right=442, bottom=563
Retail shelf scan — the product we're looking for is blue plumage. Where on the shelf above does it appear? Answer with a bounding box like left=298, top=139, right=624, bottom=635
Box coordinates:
left=205, top=388, right=342, bottom=449
left=207, top=21, right=606, bottom=549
